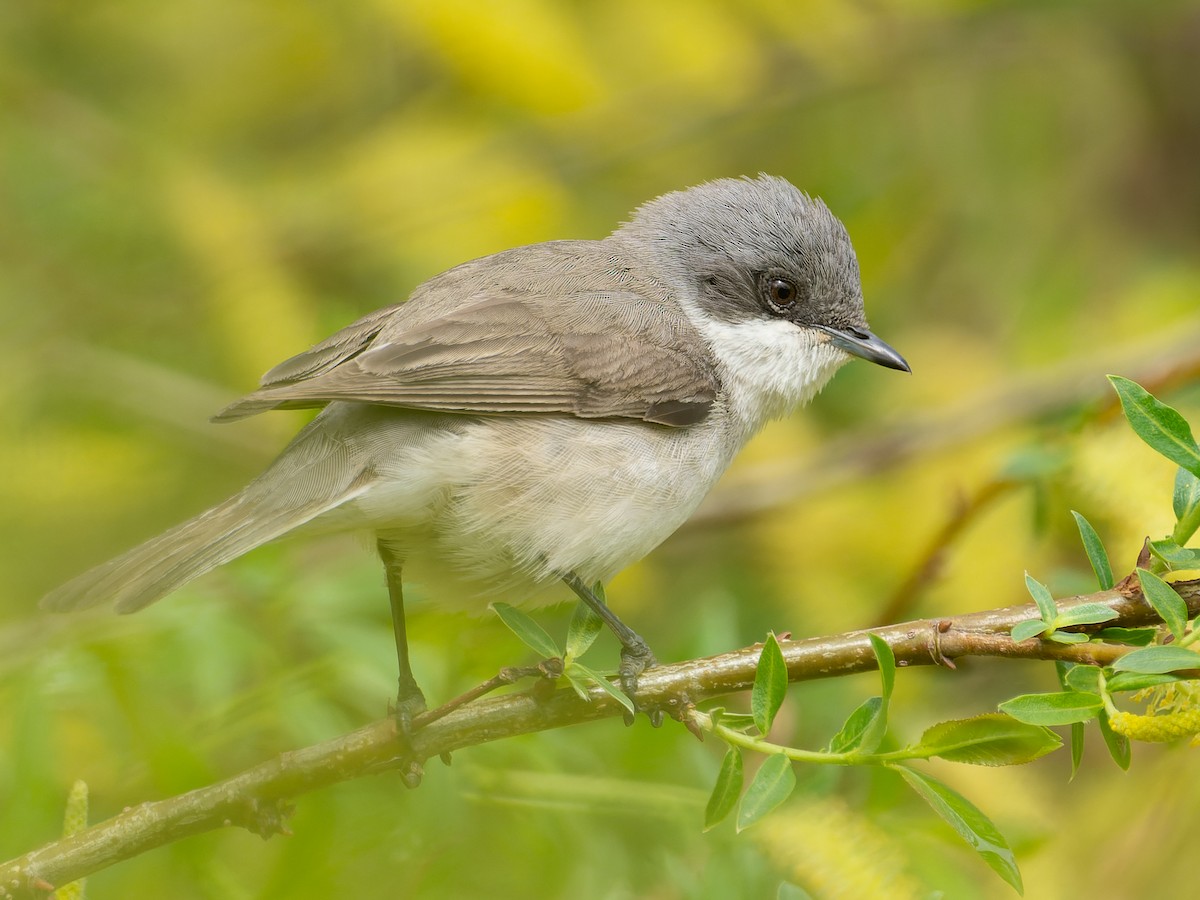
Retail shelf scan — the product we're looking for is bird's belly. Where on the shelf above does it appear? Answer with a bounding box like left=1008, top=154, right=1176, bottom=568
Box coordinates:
left=346, top=413, right=737, bottom=607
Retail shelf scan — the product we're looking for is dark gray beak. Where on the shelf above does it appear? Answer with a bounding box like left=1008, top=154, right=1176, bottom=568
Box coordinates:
left=820, top=325, right=910, bottom=373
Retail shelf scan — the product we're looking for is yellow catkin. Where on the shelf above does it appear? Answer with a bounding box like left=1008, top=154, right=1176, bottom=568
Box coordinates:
left=753, top=796, right=921, bottom=900
left=1108, top=708, right=1200, bottom=743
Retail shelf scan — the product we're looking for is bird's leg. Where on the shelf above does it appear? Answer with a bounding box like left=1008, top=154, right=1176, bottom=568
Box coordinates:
left=561, top=572, right=661, bottom=725
left=377, top=539, right=426, bottom=787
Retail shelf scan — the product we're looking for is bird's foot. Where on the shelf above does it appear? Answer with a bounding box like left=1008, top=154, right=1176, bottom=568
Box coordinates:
left=618, top=639, right=663, bottom=727
left=390, top=679, right=428, bottom=789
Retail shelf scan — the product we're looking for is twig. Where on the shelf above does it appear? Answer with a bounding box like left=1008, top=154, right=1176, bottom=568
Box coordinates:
left=3, top=579, right=1197, bottom=897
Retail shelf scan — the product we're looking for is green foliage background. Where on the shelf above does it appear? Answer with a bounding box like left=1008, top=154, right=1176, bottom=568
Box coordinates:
left=3, top=1, right=1199, bottom=897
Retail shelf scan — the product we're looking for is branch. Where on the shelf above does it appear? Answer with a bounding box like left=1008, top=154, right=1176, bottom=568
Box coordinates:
left=5, top=579, right=1199, bottom=896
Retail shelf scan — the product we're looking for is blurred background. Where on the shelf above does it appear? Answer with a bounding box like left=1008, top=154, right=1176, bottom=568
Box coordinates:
left=3, top=1, right=1200, bottom=897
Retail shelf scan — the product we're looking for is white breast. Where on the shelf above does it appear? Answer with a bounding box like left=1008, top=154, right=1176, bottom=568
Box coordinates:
left=338, top=411, right=740, bottom=609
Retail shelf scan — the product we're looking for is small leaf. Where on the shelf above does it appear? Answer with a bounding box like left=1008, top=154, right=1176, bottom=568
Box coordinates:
left=562, top=668, right=592, bottom=702
left=737, top=754, right=796, bottom=832
left=1110, top=645, right=1200, bottom=675
left=492, top=602, right=561, bottom=659
left=1024, top=573, right=1058, bottom=623
left=1055, top=664, right=1086, bottom=779
left=828, top=697, right=883, bottom=754
left=1098, top=710, right=1132, bottom=770
left=855, top=634, right=896, bottom=752
left=565, top=599, right=604, bottom=662
left=1108, top=376, right=1200, bottom=478
left=1172, top=467, right=1200, bottom=544
left=999, top=692, right=1104, bottom=725
left=567, top=662, right=636, bottom=715
left=1062, top=664, right=1101, bottom=695
left=916, top=714, right=1061, bottom=766
left=1010, top=619, right=1049, bottom=643
left=869, top=633, right=896, bottom=702
left=1069, top=722, right=1085, bottom=779
left=751, top=633, right=788, bottom=735
left=1136, top=569, right=1188, bottom=640
left=1174, top=466, right=1200, bottom=521
left=1094, top=627, right=1158, bottom=646
left=1071, top=511, right=1114, bottom=590
left=1149, top=539, right=1200, bottom=571
left=1045, top=631, right=1090, bottom=645
left=704, top=748, right=744, bottom=831
left=1052, top=603, right=1119, bottom=628
left=895, top=766, right=1023, bottom=894
left=712, top=711, right=758, bottom=733
left=1106, top=671, right=1182, bottom=693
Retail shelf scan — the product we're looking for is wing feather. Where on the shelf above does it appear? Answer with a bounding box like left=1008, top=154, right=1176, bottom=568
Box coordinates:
left=214, top=242, right=718, bottom=428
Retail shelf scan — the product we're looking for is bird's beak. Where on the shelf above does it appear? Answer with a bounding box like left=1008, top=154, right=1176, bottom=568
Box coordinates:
left=820, top=325, right=911, bottom=373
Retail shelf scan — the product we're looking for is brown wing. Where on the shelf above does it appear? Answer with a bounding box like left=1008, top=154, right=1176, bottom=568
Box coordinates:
left=213, top=243, right=718, bottom=427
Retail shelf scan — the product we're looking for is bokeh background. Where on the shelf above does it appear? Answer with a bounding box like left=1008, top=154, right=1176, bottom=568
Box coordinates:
left=3, top=1, right=1200, bottom=897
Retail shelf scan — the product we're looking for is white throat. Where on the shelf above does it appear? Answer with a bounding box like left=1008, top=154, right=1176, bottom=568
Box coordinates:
left=688, top=313, right=848, bottom=439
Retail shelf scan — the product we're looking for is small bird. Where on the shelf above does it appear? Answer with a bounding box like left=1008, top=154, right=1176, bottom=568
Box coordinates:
left=42, top=175, right=908, bottom=733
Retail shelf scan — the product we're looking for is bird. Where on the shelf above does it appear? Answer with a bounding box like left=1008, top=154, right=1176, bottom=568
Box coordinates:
left=42, top=174, right=909, bottom=743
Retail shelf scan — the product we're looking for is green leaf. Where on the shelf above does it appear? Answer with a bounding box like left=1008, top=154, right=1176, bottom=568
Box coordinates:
left=1108, top=376, right=1200, bottom=478
left=1098, top=710, right=1132, bottom=770
left=565, top=599, right=604, bottom=662
left=567, top=661, right=636, bottom=716
left=1062, top=664, right=1101, bottom=695
left=710, top=709, right=758, bottom=733
left=704, top=748, right=743, bottom=831
left=854, top=634, right=896, bottom=752
left=1045, top=631, right=1090, bottom=645
left=1174, top=466, right=1200, bottom=521
left=736, top=754, right=796, bottom=832
left=1071, top=511, right=1114, bottom=590
left=491, top=602, right=561, bottom=659
left=895, top=766, right=1023, bottom=894
left=1148, top=539, right=1200, bottom=571
left=751, top=633, right=788, bottom=735
left=1010, top=619, right=1049, bottom=643
left=1173, top=467, right=1200, bottom=544
left=1094, top=627, right=1158, bottom=646
left=1024, top=573, right=1058, bottom=624
left=869, top=633, right=896, bottom=702
left=1105, top=671, right=1183, bottom=693
left=1055, top=665, right=1085, bottom=778
left=1110, top=645, right=1200, bottom=675
left=1053, top=603, right=1119, bottom=628
left=998, top=692, right=1104, bottom=725
left=915, top=714, right=1061, bottom=766
left=1136, top=568, right=1188, bottom=640
left=828, top=697, right=883, bottom=754
left=562, top=668, right=592, bottom=702
left=1069, top=722, right=1085, bottom=779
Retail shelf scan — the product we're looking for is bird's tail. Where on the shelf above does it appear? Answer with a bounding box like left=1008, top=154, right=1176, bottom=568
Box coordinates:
left=40, top=423, right=372, bottom=614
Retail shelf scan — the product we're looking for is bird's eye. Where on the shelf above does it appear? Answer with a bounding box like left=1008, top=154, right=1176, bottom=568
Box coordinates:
left=765, top=277, right=798, bottom=311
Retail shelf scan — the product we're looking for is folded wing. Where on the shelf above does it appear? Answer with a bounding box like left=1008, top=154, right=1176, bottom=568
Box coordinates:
left=214, top=244, right=719, bottom=427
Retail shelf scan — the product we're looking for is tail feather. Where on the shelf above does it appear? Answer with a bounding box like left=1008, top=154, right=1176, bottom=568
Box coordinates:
left=41, top=423, right=372, bottom=613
